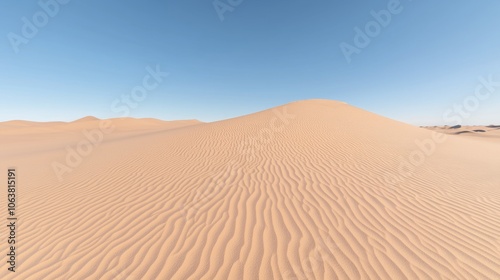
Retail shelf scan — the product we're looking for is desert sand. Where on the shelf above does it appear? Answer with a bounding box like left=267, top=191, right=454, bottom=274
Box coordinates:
left=424, top=125, right=500, bottom=143
left=0, top=99, right=499, bottom=279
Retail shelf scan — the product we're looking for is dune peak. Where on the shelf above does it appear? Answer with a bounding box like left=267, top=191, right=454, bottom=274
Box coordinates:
left=73, top=116, right=100, bottom=122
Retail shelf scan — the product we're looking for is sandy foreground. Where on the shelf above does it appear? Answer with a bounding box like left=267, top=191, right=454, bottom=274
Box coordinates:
left=0, top=99, right=499, bottom=279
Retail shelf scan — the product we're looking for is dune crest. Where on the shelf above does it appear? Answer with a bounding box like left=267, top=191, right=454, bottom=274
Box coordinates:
left=73, top=116, right=101, bottom=122
left=0, top=100, right=499, bottom=279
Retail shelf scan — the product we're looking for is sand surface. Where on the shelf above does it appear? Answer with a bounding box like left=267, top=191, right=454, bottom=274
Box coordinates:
left=1, top=100, right=499, bottom=279
left=424, top=125, right=500, bottom=143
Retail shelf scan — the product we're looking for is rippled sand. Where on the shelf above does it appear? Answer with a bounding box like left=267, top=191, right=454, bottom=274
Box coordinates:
left=1, top=100, right=499, bottom=279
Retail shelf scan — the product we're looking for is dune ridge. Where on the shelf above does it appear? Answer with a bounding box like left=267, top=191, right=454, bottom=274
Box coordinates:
left=424, top=125, right=500, bottom=142
left=0, top=100, right=499, bottom=279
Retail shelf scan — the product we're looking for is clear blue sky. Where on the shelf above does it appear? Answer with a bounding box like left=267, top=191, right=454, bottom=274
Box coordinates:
left=1, top=0, right=499, bottom=125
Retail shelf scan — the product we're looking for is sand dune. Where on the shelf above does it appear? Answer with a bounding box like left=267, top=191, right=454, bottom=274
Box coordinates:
left=1, top=100, right=499, bottom=279
left=424, top=125, right=500, bottom=143
left=74, top=116, right=101, bottom=123
left=0, top=117, right=202, bottom=134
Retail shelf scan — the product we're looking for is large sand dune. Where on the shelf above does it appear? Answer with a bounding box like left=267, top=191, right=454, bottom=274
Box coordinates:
left=1, top=100, right=499, bottom=279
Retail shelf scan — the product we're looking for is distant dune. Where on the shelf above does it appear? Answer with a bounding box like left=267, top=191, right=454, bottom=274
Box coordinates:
left=0, top=100, right=499, bottom=279
left=73, top=116, right=101, bottom=122
left=424, top=125, right=500, bottom=142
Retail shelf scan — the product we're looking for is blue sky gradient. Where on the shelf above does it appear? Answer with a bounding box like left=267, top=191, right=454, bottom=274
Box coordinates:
left=1, top=0, right=499, bottom=125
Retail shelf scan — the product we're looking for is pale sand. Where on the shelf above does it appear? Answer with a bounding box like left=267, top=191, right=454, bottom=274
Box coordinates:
left=424, top=125, right=500, bottom=143
left=0, top=99, right=499, bottom=279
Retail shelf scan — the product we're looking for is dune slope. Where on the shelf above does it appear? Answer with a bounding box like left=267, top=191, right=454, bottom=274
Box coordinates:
left=0, top=100, right=499, bottom=279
